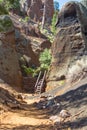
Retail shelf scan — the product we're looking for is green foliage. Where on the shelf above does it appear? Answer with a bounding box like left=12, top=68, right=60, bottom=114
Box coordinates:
left=40, top=28, right=54, bottom=43
left=39, top=49, right=52, bottom=70
left=6, top=0, right=20, bottom=10
left=22, top=65, right=36, bottom=77
left=0, top=15, right=13, bottom=32
left=21, top=49, right=52, bottom=77
left=22, top=65, right=42, bottom=77
left=19, top=16, right=30, bottom=23
left=24, top=16, right=30, bottom=22
left=51, top=11, right=58, bottom=34
left=12, top=0, right=20, bottom=9
left=40, top=11, right=58, bottom=40
left=0, top=0, right=3, bottom=2
left=0, top=0, right=20, bottom=14
left=0, top=5, right=8, bottom=15
left=0, top=1, right=8, bottom=15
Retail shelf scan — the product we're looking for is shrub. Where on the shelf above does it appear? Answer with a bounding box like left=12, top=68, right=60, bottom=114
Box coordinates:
left=21, top=49, right=52, bottom=77
left=20, top=16, right=30, bottom=23
left=21, top=65, right=36, bottom=77
left=51, top=11, right=58, bottom=34
left=0, top=15, right=13, bottom=32
left=0, top=0, right=20, bottom=13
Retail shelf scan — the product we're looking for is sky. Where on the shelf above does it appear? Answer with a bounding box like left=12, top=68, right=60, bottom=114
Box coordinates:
left=54, top=0, right=80, bottom=9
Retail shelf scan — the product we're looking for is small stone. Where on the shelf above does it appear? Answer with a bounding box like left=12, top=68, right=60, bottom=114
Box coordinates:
left=17, top=94, right=24, bottom=100
left=49, top=115, right=64, bottom=124
left=6, top=101, right=20, bottom=108
left=43, top=105, right=46, bottom=109
left=49, top=115, right=58, bottom=121
left=59, top=110, right=71, bottom=118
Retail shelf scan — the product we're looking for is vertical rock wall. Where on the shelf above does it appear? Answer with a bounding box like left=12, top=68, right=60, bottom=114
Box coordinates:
left=20, top=0, right=54, bottom=23
left=45, top=0, right=54, bottom=23
left=46, top=2, right=87, bottom=91
left=0, top=15, right=22, bottom=88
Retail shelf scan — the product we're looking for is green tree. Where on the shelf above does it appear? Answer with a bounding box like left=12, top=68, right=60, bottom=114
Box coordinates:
left=39, top=48, right=52, bottom=70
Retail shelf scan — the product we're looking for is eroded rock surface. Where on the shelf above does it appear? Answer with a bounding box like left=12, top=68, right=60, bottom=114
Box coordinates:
left=15, top=29, right=51, bottom=67
left=46, top=1, right=87, bottom=90
left=0, top=15, right=22, bottom=88
left=20, top=0, right=54, bottom=23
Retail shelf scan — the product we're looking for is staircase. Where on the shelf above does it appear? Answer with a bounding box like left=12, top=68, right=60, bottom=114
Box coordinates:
left=35, top=71, right=46, bottom=94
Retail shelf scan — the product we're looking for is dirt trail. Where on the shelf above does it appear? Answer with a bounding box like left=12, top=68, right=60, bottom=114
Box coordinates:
left=0, top=84, right=53, bottom=130
left=1, top=104, right=52, bottom=130
left=0, top=78, right=87, bottom=130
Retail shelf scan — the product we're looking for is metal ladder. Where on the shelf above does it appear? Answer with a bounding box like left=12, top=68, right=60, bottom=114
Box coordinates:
left=34, top=71, right=46, bottom=94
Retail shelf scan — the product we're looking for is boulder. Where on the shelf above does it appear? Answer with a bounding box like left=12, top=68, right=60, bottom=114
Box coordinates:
left=46, top=1, right=87, bottom=90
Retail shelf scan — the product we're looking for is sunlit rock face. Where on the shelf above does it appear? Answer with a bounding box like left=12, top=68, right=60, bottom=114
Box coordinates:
left=20, top=0, right=31, bottom=13
left=20, top=0, right=54, bottom=23
left=56, top=2, right=77, bottom=26
left=44, top=0, right=54, bottom=24
left=27, top=0, right=42, bottom=21
left=0, top=15, right=22, bottom=88
left=46, top=1, right=87, bottom=91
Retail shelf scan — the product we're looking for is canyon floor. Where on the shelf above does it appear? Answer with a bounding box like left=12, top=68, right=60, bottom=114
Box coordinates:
left=0, top=78, right=87, bottom=130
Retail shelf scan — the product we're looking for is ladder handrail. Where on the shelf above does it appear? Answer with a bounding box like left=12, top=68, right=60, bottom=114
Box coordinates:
left=35, top=70, right=46, bottom=94
left=39, top=70, right=46, bottom=94
left=34, top=71, right=42, bottom=90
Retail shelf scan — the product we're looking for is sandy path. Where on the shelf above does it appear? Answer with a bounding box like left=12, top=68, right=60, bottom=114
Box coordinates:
left=0, top=96, right=53, bottom=130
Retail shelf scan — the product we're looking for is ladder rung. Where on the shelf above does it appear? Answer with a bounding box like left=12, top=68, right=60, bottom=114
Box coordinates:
left=36, top=87, right=41, bottom=89
left=37, top=86, right=41, bottom=88
left=36, top=89, right=41, bottom=91
left=37, top=88, right=41, bottom=90
left=36, top=91, right=41, bottom=93
left=36, top=90, right=41, bottom=92
left=35, top=91, right=41, bottom=93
